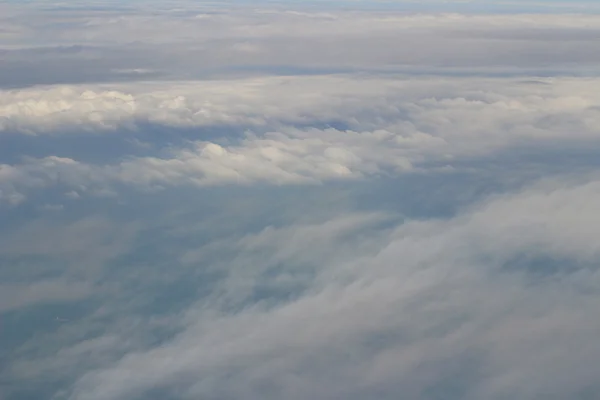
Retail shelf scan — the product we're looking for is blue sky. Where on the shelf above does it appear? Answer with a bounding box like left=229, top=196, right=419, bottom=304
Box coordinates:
left=2, top=2, right=600, bottom=400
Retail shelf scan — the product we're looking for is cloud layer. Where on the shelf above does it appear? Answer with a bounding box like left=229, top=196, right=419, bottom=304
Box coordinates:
left=2, top=2, right=600, bottom=400
left=2, top=75, right=600, bottom=204
left=3, top=6, right=600, bottom=86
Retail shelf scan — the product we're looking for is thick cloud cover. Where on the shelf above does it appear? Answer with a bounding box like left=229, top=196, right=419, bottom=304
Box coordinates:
left=3, top=5, right=600, bottom=87
left=2, top=2, right=600, bottom=400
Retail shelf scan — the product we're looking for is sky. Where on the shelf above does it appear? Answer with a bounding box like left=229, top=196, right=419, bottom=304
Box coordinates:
left=2, top=1, right=600, bottom=399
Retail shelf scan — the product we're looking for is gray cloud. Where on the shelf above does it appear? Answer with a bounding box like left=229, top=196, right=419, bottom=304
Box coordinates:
left=4, top=172, right=600, bottom=400
left=3, top=9, right=600, bottom=87
left=0, top=280, right=93, bottom=313
left=57, top=177, right=600, bottom=400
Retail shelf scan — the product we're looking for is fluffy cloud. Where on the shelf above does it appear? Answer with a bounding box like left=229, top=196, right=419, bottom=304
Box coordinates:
left=3, top=75, right=600, bottom=144
left=1, top=75, right=600, bottom=203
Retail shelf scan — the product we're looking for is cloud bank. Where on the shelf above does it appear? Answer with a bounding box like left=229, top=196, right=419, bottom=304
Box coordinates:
left=2, top=75, right=600, bottom=204
left=3, top=7, right=600, bottom=86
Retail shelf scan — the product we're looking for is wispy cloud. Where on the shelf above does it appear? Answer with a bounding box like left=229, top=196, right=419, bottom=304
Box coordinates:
left=59, top=177, right=600, bottom=400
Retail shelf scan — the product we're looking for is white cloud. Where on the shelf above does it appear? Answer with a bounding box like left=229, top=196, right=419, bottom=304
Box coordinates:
left=1, top=76, right=393, bottom=133
left=1, top=75, right=600, bottom=203
left=111, top=132, right=412, bottom=187
left=3, top=74, right=600, bottom=145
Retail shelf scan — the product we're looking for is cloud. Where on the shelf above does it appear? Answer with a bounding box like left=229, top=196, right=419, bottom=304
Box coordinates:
left=1, top=74, right=600, bottom=204
left=0, top=216, right=139, bottom=294
left=3, top=74, right=600, bottom=146
left=4, top=8, right=600, bottom=86
left=0, top=280, right=93, bottom=313
left=3, top=3, right=600, bottom=400
left=56, top=176, right=600, bottom=400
